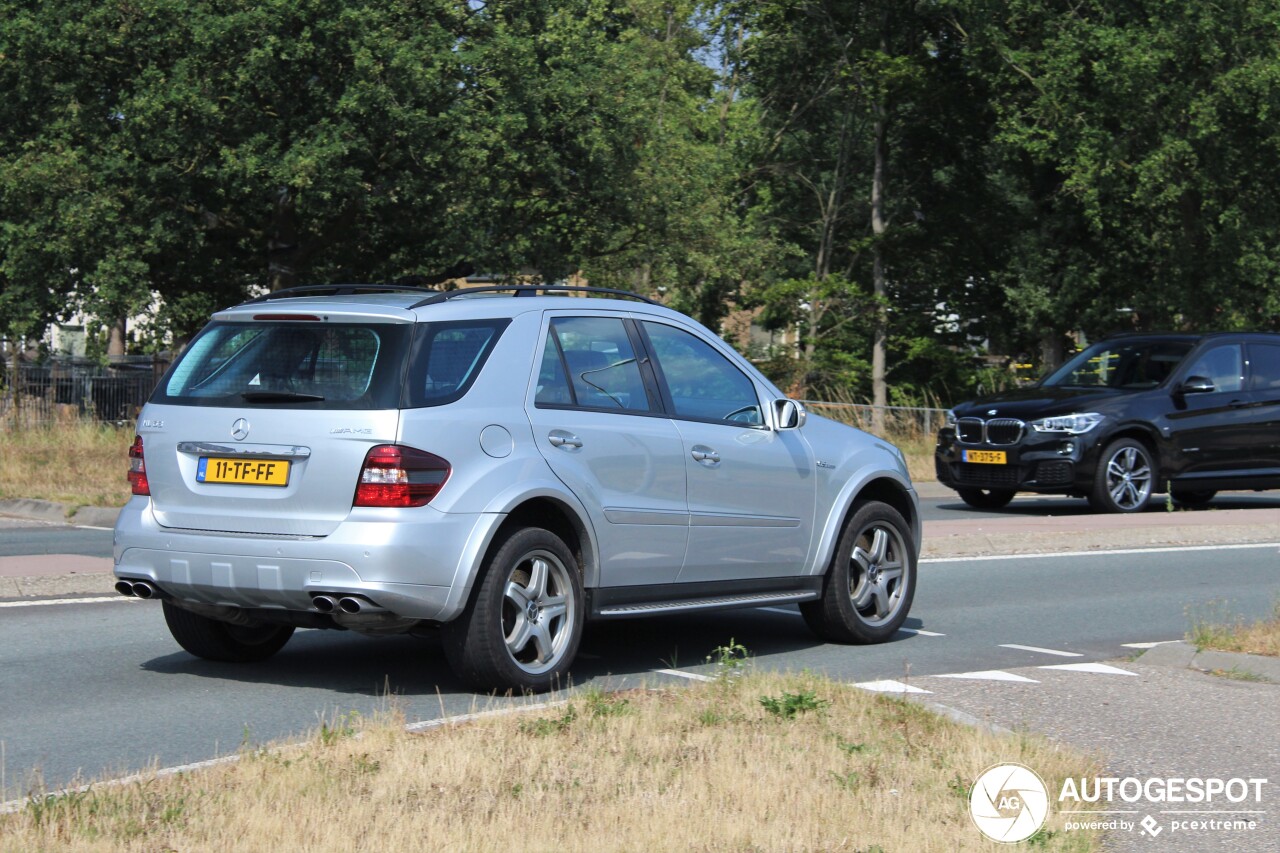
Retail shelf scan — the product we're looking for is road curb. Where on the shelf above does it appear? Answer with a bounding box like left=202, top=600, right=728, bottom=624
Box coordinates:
left=0, top=499, right=121, bottom=528
left=1138, top=640, right=1280, bottom=684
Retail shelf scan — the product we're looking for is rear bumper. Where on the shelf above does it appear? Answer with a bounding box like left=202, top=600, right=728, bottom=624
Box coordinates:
left=113, top=497, right=499, bottom=621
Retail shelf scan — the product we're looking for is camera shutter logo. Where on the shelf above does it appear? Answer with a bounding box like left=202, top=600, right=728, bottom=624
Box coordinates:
left=969, top=763, right=1050, bottom=843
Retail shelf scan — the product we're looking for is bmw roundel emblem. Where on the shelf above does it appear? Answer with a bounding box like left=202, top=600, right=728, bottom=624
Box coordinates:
left=987, top=409, right=998, bottom=416
left=231, top=418, right=250, bottom=441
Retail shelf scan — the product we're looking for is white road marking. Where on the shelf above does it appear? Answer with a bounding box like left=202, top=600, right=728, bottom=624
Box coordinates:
left=853, top=680, right=931, bottom=694
left=1121, top=641, right=1180, bottom=649
left=654, top=668, right=715, bottom=683
left=933, top=670, right=1039, bottom=683
left=0, top=596, right=137, bottom=609
left=921, top=542, right=1280, bottom=564
left=1040, top=662, right=1139, bottom=676
left=999, top=643, right=1083, bottom=657
left=898, top=628, right=945, bottom=637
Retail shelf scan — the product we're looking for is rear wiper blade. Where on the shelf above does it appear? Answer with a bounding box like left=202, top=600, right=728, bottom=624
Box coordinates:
left=240, top=391, right=325, bottom=402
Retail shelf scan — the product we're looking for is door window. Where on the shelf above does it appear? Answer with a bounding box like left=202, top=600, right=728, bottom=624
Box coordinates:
left=1183, top=344, right=1244, bottom=393
left=1248, top=343, right=1280, bottom=391
left=643, top=322, right=762, bottom=425
left=536, top=317, right=653, bottom=412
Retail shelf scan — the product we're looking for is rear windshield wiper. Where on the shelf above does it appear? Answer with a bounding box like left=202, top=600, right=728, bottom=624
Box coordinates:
left=240, top=390, right=326, bottom=402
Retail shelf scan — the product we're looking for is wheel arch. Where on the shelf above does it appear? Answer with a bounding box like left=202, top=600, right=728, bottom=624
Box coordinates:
left=1098, top=425, right=1164, bottom=492
left=437, top=489, right=598, bottom=624
left=810, top=472, right=920, bottom=577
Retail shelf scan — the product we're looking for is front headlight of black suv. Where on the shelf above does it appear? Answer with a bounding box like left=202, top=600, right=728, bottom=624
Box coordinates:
left=1029, top=413, right=1105, bottom=434
left=944, top=408, right=957, bottom=429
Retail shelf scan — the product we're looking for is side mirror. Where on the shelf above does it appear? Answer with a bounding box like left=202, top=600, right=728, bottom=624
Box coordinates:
left=774, top=398, right=807, bottom=430
left=1177, top=375, right=1216, bottom=395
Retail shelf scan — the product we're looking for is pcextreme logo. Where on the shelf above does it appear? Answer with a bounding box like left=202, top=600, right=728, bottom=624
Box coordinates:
left=969, top=763, right=1050, bottom=843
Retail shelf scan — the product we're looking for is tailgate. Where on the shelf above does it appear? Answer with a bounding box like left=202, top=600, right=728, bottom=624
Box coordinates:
left=138, top=405, right=400, bottom=536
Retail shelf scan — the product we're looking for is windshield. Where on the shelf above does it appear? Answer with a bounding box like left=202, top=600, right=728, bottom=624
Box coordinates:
left=1041, top=340, right=1194, bottom=390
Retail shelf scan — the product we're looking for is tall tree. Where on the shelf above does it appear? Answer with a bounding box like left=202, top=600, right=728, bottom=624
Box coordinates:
left=951, top=0, right=1280, bottom=365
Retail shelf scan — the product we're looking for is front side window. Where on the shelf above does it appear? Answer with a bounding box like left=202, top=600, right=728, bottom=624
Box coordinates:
left=643, top=321, right=762, bottom=425
left=157, top=321, right=409, bottom=409
left=536, top=317, right=652, bottom=412
left=1183, top=344, right=1244, bottom=393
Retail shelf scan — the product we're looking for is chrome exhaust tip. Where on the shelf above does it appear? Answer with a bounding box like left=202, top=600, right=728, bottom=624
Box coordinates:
left=338, top=596, right=364, bottom=614
left=131, top=581, right=158, bottom=599
left=114, top=581, right=137, bottom=597
left=312, top=594, right=339, bottom=613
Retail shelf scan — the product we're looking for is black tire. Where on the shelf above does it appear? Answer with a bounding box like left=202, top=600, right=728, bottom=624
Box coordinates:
left=162, top=601, right=294, bottom=663
left=442, top=527, right=584, bottom=693
left=801, top=501, right=917, bottom=644
left=956, top=488, right=1016, bottom=510
left=1088, top=438, right=1155, bottom=513
left=1170, top=488, right=1217, bottom=508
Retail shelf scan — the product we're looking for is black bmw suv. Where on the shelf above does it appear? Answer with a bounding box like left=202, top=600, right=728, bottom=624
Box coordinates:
left=935, top=332, right=1280, bottom=512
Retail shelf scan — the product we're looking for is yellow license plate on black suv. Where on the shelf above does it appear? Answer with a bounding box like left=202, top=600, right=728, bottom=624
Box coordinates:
left=197, top=457, right=291, bottom=486
left=962, top=450, right=1006, bottom=464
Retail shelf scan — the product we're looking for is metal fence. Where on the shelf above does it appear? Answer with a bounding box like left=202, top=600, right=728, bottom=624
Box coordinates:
left=0, top=358, right=166, bottom=424
left=799, top=400, right=948, bottom=436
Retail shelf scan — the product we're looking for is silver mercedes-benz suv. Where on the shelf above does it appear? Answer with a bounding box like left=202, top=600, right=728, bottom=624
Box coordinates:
left=114, top=285, right=921, bottom=692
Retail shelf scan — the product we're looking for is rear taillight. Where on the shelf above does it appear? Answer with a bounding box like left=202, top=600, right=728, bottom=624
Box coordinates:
left=353, top=445, right=450, bottom=508
left=128, top=435, right=150, bottom=496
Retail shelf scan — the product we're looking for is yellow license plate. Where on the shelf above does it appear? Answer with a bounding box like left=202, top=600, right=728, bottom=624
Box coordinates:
left=197, top=457, right=291, bottom=486
left=963, top=450, right=1007, bottom=464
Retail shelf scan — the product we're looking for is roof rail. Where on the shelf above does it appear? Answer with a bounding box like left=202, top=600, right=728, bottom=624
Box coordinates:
left=240, top=284, right=435, bottom=305
left=410, top=284, right=659, bottom=309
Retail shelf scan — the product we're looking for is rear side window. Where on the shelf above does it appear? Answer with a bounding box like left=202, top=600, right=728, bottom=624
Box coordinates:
left=535, top=317, right=653, bottom=412
left=405, top=320, right=510, bottom=407
left=1248, top=343, right=1280, bottom=391
left=156, top=321, right=409, bottom=409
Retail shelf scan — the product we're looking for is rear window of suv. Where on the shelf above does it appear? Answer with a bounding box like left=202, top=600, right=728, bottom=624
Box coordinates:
left=155, top=321, right=411, bottom=410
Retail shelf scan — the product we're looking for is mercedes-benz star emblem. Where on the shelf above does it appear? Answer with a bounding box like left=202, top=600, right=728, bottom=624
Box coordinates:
left=231, top=418, right=250, bottom=441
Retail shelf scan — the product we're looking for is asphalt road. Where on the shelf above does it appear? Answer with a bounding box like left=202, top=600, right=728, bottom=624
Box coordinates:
left=920, top=490, right=1280, bottom=521
left=1, top=542, right=1276, bottom=799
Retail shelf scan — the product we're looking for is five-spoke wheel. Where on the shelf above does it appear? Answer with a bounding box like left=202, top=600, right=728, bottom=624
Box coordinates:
left=801, top=501, right=917, bottom=643
left=443, top=527, right=584, bottom=693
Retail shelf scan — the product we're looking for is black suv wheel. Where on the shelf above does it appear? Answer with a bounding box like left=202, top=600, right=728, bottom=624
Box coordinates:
left=1089, top=438, right=1154, bottom=513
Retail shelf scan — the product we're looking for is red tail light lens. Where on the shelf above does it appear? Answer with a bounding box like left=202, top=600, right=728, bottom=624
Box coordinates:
left=128, top=435, right=150, bottom=496
left=354, top=445, right=450, bottom=508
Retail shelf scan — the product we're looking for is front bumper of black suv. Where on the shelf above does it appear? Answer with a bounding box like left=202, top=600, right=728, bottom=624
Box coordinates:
left=934, top=417, right=1097, bottom=495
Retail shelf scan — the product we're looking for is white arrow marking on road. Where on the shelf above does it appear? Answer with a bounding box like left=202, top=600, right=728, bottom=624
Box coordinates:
left=1120, top=641, right=1180, bottom=649
left=933, top=670, right=1039, bottom=683
left=999, top=644, right=1083, bottom=657
left=1039, top=662, right=1139, bottom=676
left=853, top=680, right=932, bottom=694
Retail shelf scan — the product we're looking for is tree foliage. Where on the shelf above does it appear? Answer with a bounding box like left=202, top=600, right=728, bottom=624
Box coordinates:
left=2, top=0, right=1279, bottom=404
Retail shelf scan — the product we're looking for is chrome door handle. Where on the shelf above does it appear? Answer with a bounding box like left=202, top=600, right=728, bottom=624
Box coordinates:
left=548, top=431, right=583, bottom=449
left=691, top=446, right=720, bottom=465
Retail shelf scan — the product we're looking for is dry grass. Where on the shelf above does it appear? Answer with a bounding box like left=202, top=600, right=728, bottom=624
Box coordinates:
left=803, top=402, right=938, bottom=483
left=0, top=671, right=1102, bottom=852
left=1188, top=599, right=1280, bottom=657
left=0, top=410, right=942, bottom=510
left=0, top=418, right=133, bottom=509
